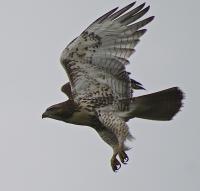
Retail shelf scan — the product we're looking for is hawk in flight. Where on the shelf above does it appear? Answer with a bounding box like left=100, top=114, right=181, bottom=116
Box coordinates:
left=42, top=2, right=183, bottom=171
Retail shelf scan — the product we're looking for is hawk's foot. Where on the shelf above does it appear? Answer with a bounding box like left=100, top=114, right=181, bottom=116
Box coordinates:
left=111, top=156, right=121, bottom=172
left=118, top=150, right=129, bottom=164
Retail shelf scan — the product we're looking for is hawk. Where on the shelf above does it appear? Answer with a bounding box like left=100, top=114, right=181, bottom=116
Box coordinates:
left=42, top=2, right=183, bottom=171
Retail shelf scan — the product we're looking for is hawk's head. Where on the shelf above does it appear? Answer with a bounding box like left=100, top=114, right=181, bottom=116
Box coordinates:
left=42, top=100, right=76, bottom=122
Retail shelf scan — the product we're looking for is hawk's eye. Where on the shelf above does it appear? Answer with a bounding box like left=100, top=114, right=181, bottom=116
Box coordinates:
left=47, top=107, right=55, bottom=111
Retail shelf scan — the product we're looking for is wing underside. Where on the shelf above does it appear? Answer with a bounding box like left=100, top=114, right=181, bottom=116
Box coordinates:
left=60, top=2, right=154, bottom=110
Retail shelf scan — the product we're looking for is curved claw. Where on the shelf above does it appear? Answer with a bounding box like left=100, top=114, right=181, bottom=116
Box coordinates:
left=111, top=158, right=121, bottom=172
left=119, top=151, right=129, bottom=164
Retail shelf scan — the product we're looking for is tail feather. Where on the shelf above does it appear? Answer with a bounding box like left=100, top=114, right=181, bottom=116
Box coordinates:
left=128, top=87, right=184, bottom=121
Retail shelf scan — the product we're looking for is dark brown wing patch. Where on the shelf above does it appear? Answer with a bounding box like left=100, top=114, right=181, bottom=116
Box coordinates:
left=61, top=82, right=73, bottom=99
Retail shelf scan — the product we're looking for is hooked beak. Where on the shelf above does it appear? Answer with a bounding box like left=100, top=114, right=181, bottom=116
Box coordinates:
left=42, top=112, right=48, bottom=119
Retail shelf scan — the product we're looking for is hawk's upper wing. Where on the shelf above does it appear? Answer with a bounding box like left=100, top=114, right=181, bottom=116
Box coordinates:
left=60, top=2, right=154, bottom=102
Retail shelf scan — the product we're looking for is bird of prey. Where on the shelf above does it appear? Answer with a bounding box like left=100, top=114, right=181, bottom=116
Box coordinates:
left=42, top=2, right=183, bottom=172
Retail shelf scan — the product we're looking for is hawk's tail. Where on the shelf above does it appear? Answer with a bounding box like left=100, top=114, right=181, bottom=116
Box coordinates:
left=128, top=87, right=184, bottom=121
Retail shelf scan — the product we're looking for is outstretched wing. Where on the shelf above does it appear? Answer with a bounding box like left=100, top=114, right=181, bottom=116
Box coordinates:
left=60, top=2, right=154, bottom=103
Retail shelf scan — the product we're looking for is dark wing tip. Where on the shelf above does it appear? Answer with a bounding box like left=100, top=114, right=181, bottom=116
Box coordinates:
left=139, top=2, right=146, bottom=7
left=148, top=16, right=155, bottom=22
left=140, top=28, right=147, bottom=34
left=88, top=6, right=118, bottom=26
left=137, top=2, right=146, bottom=10
left=144, top=5, right=150, bottom=12
left=124, top=1, right=137, bottom=9
left=97, top=7, right=118, bottom=23
left=139, top=16, right=155, bottom=27
left=109, top=2, right=136, bottom=20
left=119, top=2, right=149, bottom=24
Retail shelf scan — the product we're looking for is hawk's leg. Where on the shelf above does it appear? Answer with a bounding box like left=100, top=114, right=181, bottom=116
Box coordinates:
left=111, top=152, right=121, bottom=172
left=96, top=110, right=133, bottom=169
left=118, top=150, right=129, bottom=164
left=97, top=128, right=121, bottom=172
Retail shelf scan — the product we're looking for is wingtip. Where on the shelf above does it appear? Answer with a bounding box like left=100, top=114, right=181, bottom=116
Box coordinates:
left=140, top=2, right=146, bottom=8
left=129, top=1, right=137, bottom=7
left=112, top=7, right=119, bottom=13
left=145, top=5, right=150, bottom=11
left=146, top=16, right=155, bottom=24
left=139, top=5, right=150, bottom=15
left=141, top=28, right=147, bottom=34
left=134, top=2, right=146, bottom=11
left=114, top=6, right=119, bottom=11
left=150, top=16, right=155, bottom=21
left=123, top=2, right=136, bottom=11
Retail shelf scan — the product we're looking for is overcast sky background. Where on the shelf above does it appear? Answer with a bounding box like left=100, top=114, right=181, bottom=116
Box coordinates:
left=0, top=0, right=199, bottom=190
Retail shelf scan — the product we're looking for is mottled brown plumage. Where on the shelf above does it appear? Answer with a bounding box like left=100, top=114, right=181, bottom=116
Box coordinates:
left=42, top=2, right=184, bottom=172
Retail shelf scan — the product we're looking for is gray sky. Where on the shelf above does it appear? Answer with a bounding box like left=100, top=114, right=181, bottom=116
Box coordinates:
left=0, top=0, right=199, bottom=190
